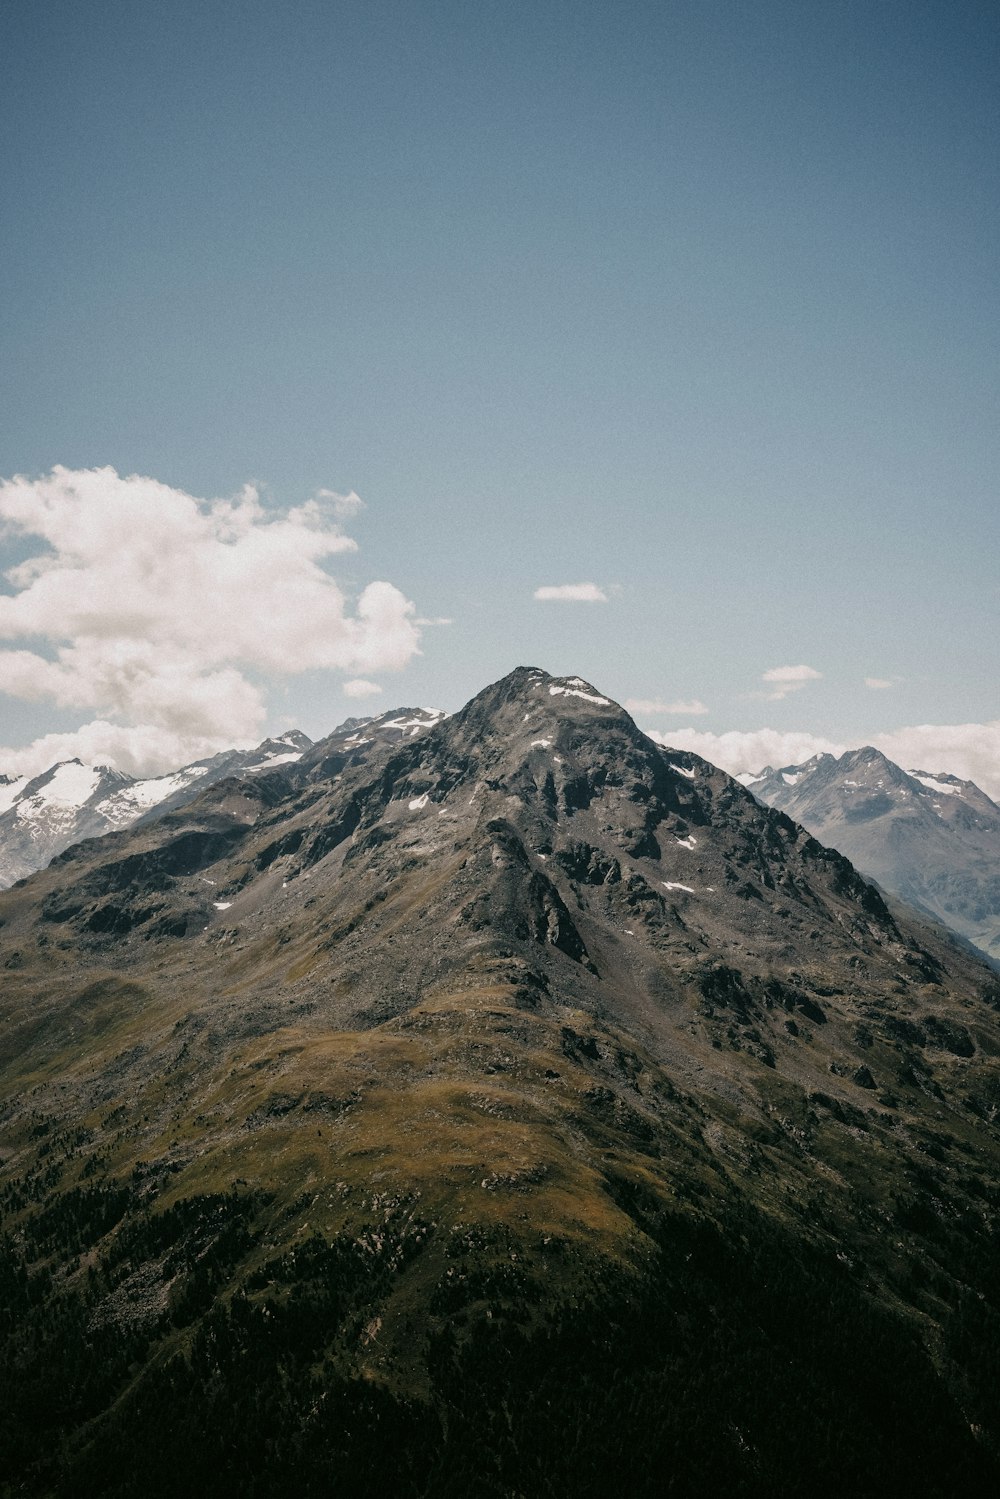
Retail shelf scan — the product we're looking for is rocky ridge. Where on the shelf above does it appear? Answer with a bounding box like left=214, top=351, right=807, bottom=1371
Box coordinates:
left=0, top=707, right=447, bottom=889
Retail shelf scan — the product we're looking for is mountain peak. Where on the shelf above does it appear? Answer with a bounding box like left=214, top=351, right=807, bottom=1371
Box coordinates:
left=273, top=729, right=312, bottom=750
left=747, top=744, right=1000, bottom=961
left=452, top=666, right=622, bottom=734
left=244, top=730, right=314, bottom=771
left=4, top=667, right=1000, bottom=1493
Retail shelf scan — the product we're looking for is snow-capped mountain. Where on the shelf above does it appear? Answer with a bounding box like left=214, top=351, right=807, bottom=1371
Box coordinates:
left=743, top=746, right=1000, bottom=961
left=326, top=707, right=448, bottom=749
left=0, top=710, right=448, bottom=889
left=0, top=731, right=314, bottom=889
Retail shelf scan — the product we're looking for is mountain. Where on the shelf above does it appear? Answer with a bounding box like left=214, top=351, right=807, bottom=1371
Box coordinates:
left=743, top=747, right=1000, bottom=963
left=0, top=732, right=312, bottom=890
left=2, top=669, right=1000, bottom=1497
left=0, top=710, right=447, bottom=889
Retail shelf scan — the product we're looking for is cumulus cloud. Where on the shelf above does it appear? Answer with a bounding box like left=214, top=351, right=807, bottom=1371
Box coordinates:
left=533, top=583, right=608, bottom=603
left=762, top=665, right=822, bottom=684
left=645, top=720, right=1000, bottom=801
left=625, top=697, right=709, bottom=717
left=758, top=664, right=822, bottom=701
left=875, top=721, right=1000, bottom=800
left=0, top=720, right=245, bottom=781
left=0, top=466, right=422, bottom=775
left=342, top=679, right=383, bottom=698
left=647, top=726, right=846, bottom=777
left=313, top=488, right=364, bottom=517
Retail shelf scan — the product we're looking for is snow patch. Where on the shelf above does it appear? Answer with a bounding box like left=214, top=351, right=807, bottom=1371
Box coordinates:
left=549, top=685, right=611, bottom=706
left=531, top=738, right=553, bottom=749
left=97, top=766, right=208, bottom=826
left=29, top=761, right=101, bottom=809
left=910, top=772, right=959, bottom=797
left=781, top=772, right=802, bottom=786
left=0, top=777, right=24, bottom=814
left=408, top=793, right=429, bottom=810
left=663, top=882, right=694, bottom=894
left=15, top=762, right=107, bottom=832
left=669, top=763, right=695, bottom=780
left=376, top=709, right=445, bottom=737
left=675, top=836, right=697, bottom=850
left=245, top=750, right=303, bottom=771
left=213, top=901, right=232, bottom=911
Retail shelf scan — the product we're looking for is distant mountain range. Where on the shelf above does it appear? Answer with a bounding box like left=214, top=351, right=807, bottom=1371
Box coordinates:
left=2, top=668, right=1000, bottom=1496
left=0, top=709, right=445, bottom=889
left=742, top=747, right=1000, bottom=964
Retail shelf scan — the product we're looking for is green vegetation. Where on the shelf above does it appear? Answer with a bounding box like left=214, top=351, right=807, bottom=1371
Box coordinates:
left=3, top=978, right=1000, bottom=1497
left=4, top=1171, right=998, bottom=1497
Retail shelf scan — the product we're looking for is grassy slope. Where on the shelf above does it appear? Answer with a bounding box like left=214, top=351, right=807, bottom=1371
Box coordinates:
left=3, top=944, right=1000, bottom=1496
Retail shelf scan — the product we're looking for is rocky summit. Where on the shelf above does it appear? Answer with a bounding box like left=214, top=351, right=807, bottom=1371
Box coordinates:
left=3, top=668, right=1000, bottom=1498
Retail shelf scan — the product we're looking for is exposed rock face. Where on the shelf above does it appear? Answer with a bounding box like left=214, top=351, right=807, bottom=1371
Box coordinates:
left=2, top=669, right=1000, bottom=1497
left=745, top=746, right=1000, bottom=962
left=0, top=737, right=314, bottom=889
left=0, top=710, right=449, bottom=889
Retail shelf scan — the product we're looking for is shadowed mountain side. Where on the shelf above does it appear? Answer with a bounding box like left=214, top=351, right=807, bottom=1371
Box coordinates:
left=2, top=669, right=1000, bottom=1497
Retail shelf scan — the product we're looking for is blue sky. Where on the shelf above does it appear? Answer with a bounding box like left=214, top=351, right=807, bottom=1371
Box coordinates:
left=1, top=1, right=998, bottom=787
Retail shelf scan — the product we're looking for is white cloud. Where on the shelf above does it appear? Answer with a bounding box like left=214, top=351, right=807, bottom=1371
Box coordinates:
left=625, top=697, right=709, bottom=717
left=533, top=583, right=608, bottom=603
left=646, top=720, right=1000, bottom=801
left=0, top=720, right=256, bottom=780
left=313, top=487, right=364, bottom=517
left=762, top=665, right=822, bottom=683
left=0, top=466, right=422, bottom=775
left=865, top=677, right=894, bottom=690
left=874, top=721, right=1000, bottom=800
left=342, top=679, right=383, bottom=698
left=759, top=664, right=822, bottom=701
left=648, top=727, right=845, bottom=777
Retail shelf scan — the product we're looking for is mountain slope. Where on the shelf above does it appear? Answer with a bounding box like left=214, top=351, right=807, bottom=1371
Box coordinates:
left=2, top=669, right=1000, bottom=1497
left=745, top=747, right=1000, bottom=962
left=0, top=733, right=312, bottom=889
left=0, top=709, right=446, bottom=890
